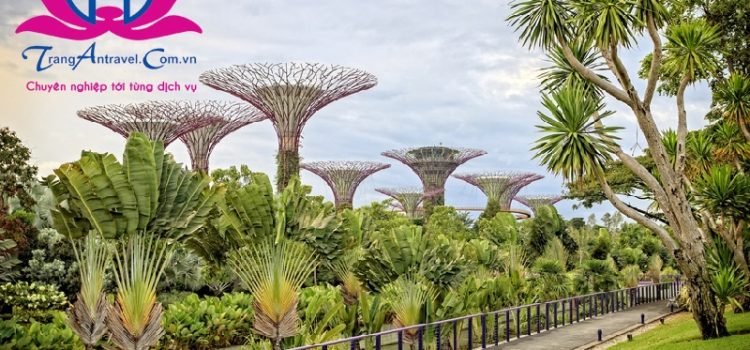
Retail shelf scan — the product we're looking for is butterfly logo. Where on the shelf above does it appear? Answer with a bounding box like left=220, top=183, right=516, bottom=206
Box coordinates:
left=16, top=0, right=202, bottom=40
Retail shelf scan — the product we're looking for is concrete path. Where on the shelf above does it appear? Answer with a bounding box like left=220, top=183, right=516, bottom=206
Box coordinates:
left=489, top=301, right=672, bottom=350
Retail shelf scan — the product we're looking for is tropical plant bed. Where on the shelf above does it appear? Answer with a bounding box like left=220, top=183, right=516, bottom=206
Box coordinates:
left=609, top=310, right=750, bottom=350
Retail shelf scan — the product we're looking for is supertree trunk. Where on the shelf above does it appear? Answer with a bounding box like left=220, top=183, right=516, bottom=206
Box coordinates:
left=277, top=135, right=301, bottom=191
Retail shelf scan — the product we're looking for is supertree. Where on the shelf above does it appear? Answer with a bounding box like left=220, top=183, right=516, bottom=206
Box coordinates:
left=453, top=171, right=543, bottom=219
left=375, top=187, right=444, bottom=219
left=77, top=103, right=217, bottom=146
left=136, top=100, right=268, bottom=173
left=515, top=194, right=564, bottom=214
left=300, top=161, right=390, bottom=210
left=381, top=146, right=486, bottom=211
left=199, top=63, right=377, bottom=190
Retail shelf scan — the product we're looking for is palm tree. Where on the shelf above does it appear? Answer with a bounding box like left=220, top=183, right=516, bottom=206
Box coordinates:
left=68, top=234, right=110, bottom=350
left=229, top=240, right=316, bottom=350
left=532, top=258, right=571, bottom=301
left=107, top=234, right=173, bottom=350
left=714, top=74, right=750, bottom=141
left=648, top=255, right=663, bottom=283
left=619, top=265, right=641, bottom=288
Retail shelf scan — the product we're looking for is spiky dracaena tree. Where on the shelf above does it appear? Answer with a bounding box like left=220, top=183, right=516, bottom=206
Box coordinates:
left=108, top=234, right=173, bottom=350
left=229, top=240, right=317, bottom=350
left=713, top=74, right=750, bottom=141
left=509, top=0, right=729, bottom=336
left=68, top=234, right=110, bottom=350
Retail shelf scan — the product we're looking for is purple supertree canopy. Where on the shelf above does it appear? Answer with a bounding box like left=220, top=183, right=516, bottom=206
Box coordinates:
left=77, top=102, right=217, bottom=146
left=199, top=62, right=377, bottom=150
left=381, top=146, right=486, bottom=205
left=453, top=171, right=544, bottom=210
left=515, top=194, right=564, bottom=213
left=301, top=161, right=390, bottom=209
left=138, top=100, right=268, bottom=173
left=375, top=187, right=444, bottom=219
left=199, top=63, right=377, bottom=189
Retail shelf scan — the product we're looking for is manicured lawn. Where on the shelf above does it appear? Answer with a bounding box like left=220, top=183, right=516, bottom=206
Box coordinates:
left=610, top=310, right=750, bottom=350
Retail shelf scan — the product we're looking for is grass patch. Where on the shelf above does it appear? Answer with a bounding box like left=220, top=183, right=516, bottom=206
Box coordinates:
left=610, top=310, right=750, bottom=350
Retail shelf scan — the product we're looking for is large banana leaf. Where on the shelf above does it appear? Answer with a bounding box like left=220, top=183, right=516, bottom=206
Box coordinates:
left=123, top=133, right=159, bottom=228
left=48, top=133, right=221, bottom=242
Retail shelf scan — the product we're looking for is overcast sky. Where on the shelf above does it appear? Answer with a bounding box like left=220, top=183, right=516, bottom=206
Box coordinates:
left=0, top=0, right=714, bottom=220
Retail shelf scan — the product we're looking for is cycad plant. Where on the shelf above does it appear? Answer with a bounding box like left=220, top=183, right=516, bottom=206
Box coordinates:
left=229, top=240, right=317, bottom=350
left=107, top=234, right=173, bottom=350
left=68, top=234, right=110, bottom=349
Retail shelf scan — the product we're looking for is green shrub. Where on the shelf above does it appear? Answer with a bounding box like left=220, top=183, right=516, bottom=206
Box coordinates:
left=0, top=311, right=83, bottom=350
left=159, top=293, right=254, bottom=350
left=0, top=282, right=67, bottom=322
left=22, top=228, right=79, bottom=296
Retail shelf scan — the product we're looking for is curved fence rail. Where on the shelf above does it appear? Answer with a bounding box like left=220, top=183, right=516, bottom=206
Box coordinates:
left=290, top=278, right=683, bottom=350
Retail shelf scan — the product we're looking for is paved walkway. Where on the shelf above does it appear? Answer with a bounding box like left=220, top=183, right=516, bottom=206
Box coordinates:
left=490, top=301, right=672, bottom=350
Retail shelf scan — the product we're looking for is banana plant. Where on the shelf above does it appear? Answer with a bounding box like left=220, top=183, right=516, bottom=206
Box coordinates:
left=46, top=132, right=225, bottom=242
left=107, top=234, right=173, bottom=350
left=219, top=173, right=344, bottom=282
left=68, top=234, right=110, bottom=350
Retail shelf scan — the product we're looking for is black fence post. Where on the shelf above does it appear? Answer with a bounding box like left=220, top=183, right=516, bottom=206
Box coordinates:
left=481, top=314, right=487, bottom=349
left=597, top=329, right=603, bottom=341
left=375, top=335, right=381, bottom=350
left=453, top=321, right=457, bottom=350
left=545, top=303, right=550, bottom=331
left=569, top=299, right=573, bottom=323
left=418, top=326, right=424, bottom=350
left=505, top=310, right=511, bottom=342
left=562, top=300, right=566, bottom=326
left=494, top=312, right=500, bottom=346
left=468, top=317, right=473, bottom=350
left=536, top=304, right=541, bottom=333
left=527, top=306, right=532, bottom=336
left=398, top=331, right=403, bottom=350
left=516, top=308, right=521, bottom=339
left=554, top=303, right=558, bottom=328
left=435, top=325, right=441, bottom=350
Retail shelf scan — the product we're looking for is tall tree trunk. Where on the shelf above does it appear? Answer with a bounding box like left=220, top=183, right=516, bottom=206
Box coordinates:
left=683, top=267, right=729, bottom=337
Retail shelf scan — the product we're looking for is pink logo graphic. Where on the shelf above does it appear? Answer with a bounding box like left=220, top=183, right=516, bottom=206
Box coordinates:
left=16, top=0, right=202, bottom=40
